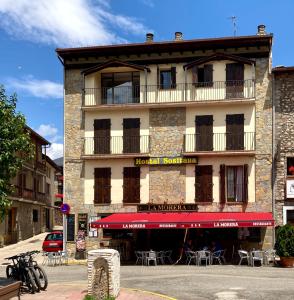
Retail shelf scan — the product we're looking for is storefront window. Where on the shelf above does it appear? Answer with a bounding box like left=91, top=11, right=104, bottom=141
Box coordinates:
left=287, top=157, right=294, bottom=176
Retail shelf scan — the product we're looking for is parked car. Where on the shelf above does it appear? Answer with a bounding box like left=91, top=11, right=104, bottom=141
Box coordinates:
left=42, top=231, right=63, bottom=252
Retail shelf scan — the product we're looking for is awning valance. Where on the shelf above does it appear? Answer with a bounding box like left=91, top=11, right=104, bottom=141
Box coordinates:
left=91, top=212, right=274, bottom=229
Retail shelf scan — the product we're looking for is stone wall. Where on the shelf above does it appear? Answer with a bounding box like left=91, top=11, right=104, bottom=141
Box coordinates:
left=149, top=108, right=186, bottom=202
left=274, top=71, right=294, bottom=225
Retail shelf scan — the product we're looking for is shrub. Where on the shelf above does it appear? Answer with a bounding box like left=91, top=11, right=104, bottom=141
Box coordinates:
left=275, top=224, right=294, bottom=257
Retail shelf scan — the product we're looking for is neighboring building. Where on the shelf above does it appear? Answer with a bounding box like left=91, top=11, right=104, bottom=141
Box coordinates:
left=0, top=127, right=58, bottom=246
left=57, top=25, right=274, bottom=258
left=53, top=156, right=64, bottom=206
left=273, top=67, right=294, bottom=226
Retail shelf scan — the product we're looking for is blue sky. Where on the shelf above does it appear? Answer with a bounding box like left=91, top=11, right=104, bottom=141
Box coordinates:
left=0, top=0, right=293, bottom=159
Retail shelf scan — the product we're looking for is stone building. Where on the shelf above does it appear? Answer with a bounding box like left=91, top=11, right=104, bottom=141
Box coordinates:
left=273, top=67, right=294, bottom=226
left=57, top=25, right=274, bottom=257
left=0, top=127, right=59, bottom=246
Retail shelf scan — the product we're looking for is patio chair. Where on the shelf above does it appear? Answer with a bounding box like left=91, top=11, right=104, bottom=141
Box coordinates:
left=251, top=250, right=264, bottom=267
left=156, top=251, right=165, bottom=265
left=197, top=250, right=211, bottom=266
left=146, top=251, right=157, bottom=266
left=135, top=251, right=144, bottom=265
left=163, top=250, right=173, bottom=264
left=264, top=249, right=276, bottom=265
left=238, top=250, right=250, bottom=265
left=185, top=251, right=198, bottom=265
left=58, top=250, right=70, bottom=265
left=212, top=250, right=223, bottom=265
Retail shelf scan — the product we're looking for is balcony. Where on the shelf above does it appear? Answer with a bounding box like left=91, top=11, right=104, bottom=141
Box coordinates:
left=183, top=132, right=255, bottom=155
left=83, top=80, right=255, bottom=107
left=82, top=135, right=149, bottom=158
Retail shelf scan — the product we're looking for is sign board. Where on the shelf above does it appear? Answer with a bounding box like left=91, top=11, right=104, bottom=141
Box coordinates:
left=67, top=214, right=75, bottom=242
left=286, top=179, right=294, bottom=199
left=138, top=203, right=198, bottom=212
left=135, top=156, right=197, bottom=166
left=60, top=203, right=70, bottom=215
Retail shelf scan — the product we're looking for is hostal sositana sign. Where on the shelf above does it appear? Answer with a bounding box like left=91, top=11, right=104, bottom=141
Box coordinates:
left=135, top=156, right=197, bottom=166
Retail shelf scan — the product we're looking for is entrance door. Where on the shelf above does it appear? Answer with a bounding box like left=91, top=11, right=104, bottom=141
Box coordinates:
left=45, top=208, right=50, bottom=230
left=195, top=115, right=213, bottom=151
left=123, top=118, right=140, bottom=153
left=94, top=119, right=111, bottom=154
left=123, top=167, right=140, bottom=204
left=226, top=114, right=244, bottom=150
left=226, top=63, right=244, bottom=98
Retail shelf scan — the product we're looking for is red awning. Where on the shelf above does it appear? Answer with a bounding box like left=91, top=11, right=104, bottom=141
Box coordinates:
left=91, top=212, right=274, bottom=229
left=55, top=193, right=64, bottom=198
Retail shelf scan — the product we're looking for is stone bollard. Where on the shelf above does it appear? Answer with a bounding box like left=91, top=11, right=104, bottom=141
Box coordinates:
left=87, top=249, right=120, bottom=299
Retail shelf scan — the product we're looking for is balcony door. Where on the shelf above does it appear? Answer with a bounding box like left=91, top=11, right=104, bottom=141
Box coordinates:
left=195, top=165, right=213, bottom=202
left=226, top=63, right=244, bottom=98
left=94, top=168, right=111, bottom=204
left=123, top=167, right=140, bottom=204
left=123, top=118, right=140, bottom=153
left=94, top=119, right=111, bottom=154
left=195, top=115, right=213, bottom=151
left=226, top=114, right=244, bottom=150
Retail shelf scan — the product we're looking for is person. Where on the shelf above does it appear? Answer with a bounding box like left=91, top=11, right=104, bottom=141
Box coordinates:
left=183, top=239, right=193, bottom=252
left=211, top=241, right=222, bottom=252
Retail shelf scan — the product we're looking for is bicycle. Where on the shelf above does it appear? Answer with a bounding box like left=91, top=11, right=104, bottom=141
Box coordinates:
left=6, top=253, right=38, bottom=294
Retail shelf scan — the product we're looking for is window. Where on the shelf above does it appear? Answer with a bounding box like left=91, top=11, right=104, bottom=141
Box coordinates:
left=33, top=209, right=38, bottom=222
left=159, top=67, right=176, bottom=89
left=287, top=157, right=294, bottom=176
left=226, top=114, right=244, bottom=150
left=94, top=168, right=111, bottom=204
left=220, top=164, right=248, bottom=203
left=195, top=115, right=213, bottom=151
left=46, top=183, right=50, bottom=195
left=123, top=167, right=140, bottom=204
left=196, top=64, right=213, bottom=87
left=195, top=165, right=213, bottom=202
left=101, top=72, right=140, bottom=104
left=227, top=166, right=244, bottom=202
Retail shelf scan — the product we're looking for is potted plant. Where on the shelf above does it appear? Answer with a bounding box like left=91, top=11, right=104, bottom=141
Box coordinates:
left=288, top=166, right=294, bottom=175
left=275, top=224, right=294, bottom=267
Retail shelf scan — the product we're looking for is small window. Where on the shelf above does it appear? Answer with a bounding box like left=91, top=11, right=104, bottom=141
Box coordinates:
left=159, top=67, right=176, bottom=89
left=33, top=209, right=38, bottom=222
left=196, top=64, right=213, bottom=87
left=287, top=157, right=294, bottom=176
left=227, top=166, right=244, bottom=202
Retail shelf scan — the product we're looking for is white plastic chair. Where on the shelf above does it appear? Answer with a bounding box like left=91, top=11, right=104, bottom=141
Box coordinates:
left=146, top=251, right=157, bottom=266
left=251, top=250, right=264, bottom=267
left=185, top=251, right=198, bottom=265
left=135, top=251, right=144, bottom=265
left=264, top=249, right=276, bottom=265
left=212, top=250, right=223, bottom=265
left=197, top=250, right=211, bottom=266
left=163, top=250, right=173, bottom=264
left=156, top=251, right=165, bottom=265
left=238, top=250, right=250, bottom=265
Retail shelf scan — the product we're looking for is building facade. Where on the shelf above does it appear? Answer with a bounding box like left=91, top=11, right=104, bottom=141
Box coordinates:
left=0, top=127, right=58, bottom=246
left=58, top=25, right=274, bottom=256
left=273, top=67, right=294, bottom=226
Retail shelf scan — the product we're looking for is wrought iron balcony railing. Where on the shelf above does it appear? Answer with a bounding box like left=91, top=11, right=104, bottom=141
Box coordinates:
left=83, top=135, right=149, bottom=155
left=184, top=132, right=255, bottom=152
left=83, top=80, right=255, bottom=106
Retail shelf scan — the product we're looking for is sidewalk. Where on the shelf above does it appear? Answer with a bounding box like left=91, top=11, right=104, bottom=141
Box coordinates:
left=11, top=284, right=175, bottom=300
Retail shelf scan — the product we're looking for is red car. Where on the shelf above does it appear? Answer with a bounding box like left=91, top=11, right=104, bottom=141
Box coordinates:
left=42, top=231, right=63, bottom=252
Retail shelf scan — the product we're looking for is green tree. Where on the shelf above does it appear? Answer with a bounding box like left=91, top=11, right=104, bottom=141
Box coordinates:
left=0, top=85, right=34, bottom=220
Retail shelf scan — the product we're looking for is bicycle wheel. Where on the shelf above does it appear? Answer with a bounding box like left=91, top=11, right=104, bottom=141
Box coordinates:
left=30, top=268, right=41, bottom=292
left=6, top=265, right=15, bottom=278
left=34, top=265, right=48, bottom=290
left=24, top=269, right=38, bottom=294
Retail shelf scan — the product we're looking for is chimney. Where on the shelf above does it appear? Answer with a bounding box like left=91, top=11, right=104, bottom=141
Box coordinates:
left=257, top=24, right=266, bottom=36
left=146, top=33, right=154, bottom=42
left=175, top=32, right=183, bottom=41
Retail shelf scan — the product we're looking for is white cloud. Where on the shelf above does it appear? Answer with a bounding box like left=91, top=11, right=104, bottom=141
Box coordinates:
left=140, top=0, right=155, bottom=8
left=0, top=0, right=152, bottom=47
left=6, top=76, right=63, bottom=99
left=36, top=124, right=58, bottom=139
left=47, top=143, right=64, bottom=160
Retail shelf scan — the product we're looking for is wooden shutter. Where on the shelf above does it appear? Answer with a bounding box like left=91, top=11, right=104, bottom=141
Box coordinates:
left=226, top=114, right=244, bottom=150
left=171, top=67, right=177, bottom=88
left=123, top=118, right=140, bottom=153
left=94, top=119, right=111, bottom=154
left=204, top=64, right=213, bottom=87
left=220, top=164, right=226, bottom=204
left=226, top=63, right=244, bottom=98
left=192, top=66, right=198, bottom=85
left=94, top=168, right=111, bottom=204
left=195, top=165, right=213, bottom=202
left=123, top=167, right=140, bottom=204
left=195, top=115, right=213, bottom=151
left=243, top=164, right=248, bottom=203
left=157, top=66, right=160, bottom=88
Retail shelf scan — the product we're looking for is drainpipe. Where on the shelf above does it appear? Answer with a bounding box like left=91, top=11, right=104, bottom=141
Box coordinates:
left=272, top=72, right=276, bottom=246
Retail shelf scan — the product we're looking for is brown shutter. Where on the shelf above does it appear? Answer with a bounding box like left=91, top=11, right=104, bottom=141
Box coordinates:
left=123, top=167, right=140, bottom=204
left=243, top=164, right=248, bottom=203
left=195, top=165, right=213, bottom=202
left=195, top=115, right=213, bottom=151
left=220, top=164, right=226, bottom=204
left=204, top=64, right=213, bottom=87
left=94, top=168, right=111, bottom=204
left=226, top=63, right=244, bottom=98
left=123, top=118, right=140, bottom=153
left=157, top=66, right=160, bottom=88
left=94, top=119, right=111, bottom=154
left=171, top=67, right=177, bottom=88
left=226, top=114, right=244, bottom=150
left=192, top=66, right=198, bottom=85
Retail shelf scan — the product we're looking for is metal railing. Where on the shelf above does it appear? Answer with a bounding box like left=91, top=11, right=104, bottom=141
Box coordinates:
left=83, top=80, right=255, bottom=106
left=184, top=132, right=255, bottom=152
left=83, top=135, right=149, bottom=155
